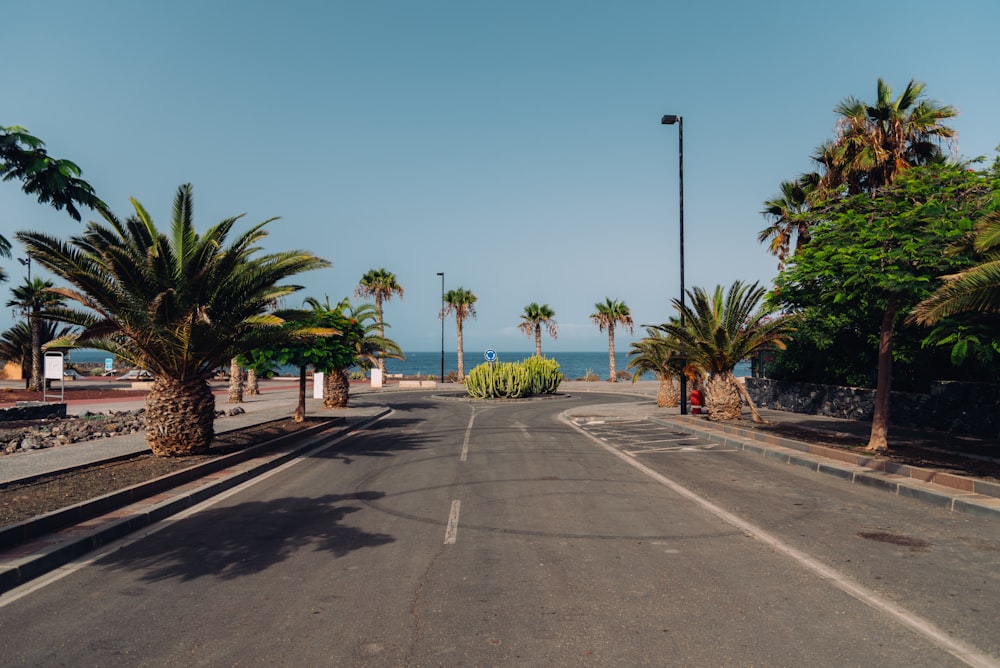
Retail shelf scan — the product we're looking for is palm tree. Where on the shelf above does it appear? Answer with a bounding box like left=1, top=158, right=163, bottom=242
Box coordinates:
left=590, top=298, right=633, bottom=382
left=627, top=326, right=692, bottom=407
left=6, top=277, right=64, bottom=391
left=910, top=211, right=1000, bottom=324
left=518, top=303, right=558, bottom=357
left=355, top=268, right=403, bottom=377
left=0, top=319, right=76, bottom=388
left=824, top=78, right=956, bottom=195
left=442, top=287, right=477, bottom=381
left=323, top=301, right=404, bottom=407
left=758, top=174, right=816, bottom=271
left=654, top=281, right=795, bottom=421
left=16, top=183, right=329, bottom=456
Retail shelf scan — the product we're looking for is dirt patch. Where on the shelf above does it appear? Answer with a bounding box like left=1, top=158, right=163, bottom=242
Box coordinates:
left=0, top=417, right=327, bottom=528
left=724, top=418, right=1000, bottom=482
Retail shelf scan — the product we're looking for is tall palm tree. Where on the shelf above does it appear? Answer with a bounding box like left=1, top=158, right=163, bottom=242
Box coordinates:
left=518, top=302, right=558, bottom=357
left=6, top=277, right=64, bottom=391
left=355, top=268, right=403, bottom=376
left=16, top=183, right=329, bottom=456
left=910, top=211, right=1000, bottom=324
left=443, top=287, right=477, bottom=381
left=758, top=174, right=816, bottom=271
left=824, top=78, right=956, bottom=195
left=654, top=281, right=795, bottom=421
left=590, top=298, right=633, bottom=382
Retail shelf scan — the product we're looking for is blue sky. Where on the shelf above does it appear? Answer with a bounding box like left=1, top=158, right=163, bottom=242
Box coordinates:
left=3, top=0, right=999, bottom=354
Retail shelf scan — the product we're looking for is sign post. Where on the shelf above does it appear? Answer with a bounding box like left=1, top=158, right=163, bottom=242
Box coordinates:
left=43, top=351, right=65, bottom=403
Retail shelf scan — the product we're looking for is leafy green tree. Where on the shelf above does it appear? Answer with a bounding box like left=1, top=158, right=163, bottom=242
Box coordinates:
left=655, top=281, right=794, bottom=421
left=16, top=183, right=329, bottom=456
left=6, top=278, right=64, bottom=391
left=774, top=164, right=996, bottom=451
left=910, top=209, right=1000, bottom=324
left=518, top=302, right=558, bottom=357
left=1, top=124, right=107, bottom=222
left=590, top=298, right=633, bottom=382
left=443, top=287, right=477, bottom=381
left=355, top=268, right=403, bottom=376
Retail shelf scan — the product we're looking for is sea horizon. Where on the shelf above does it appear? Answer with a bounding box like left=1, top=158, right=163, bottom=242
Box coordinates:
left=65, top=349, right=750, bottom=380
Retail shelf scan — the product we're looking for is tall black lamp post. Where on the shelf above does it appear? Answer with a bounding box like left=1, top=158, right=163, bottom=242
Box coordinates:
left=661, top=114, right=687, bottom=415
left=436, top=272, right=445, bottom=382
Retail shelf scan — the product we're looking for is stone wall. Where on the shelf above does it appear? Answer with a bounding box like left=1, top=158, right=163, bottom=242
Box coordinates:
left=0, top=403, right=67, bottom=422
left=744, top=378, right=1000, bottom=439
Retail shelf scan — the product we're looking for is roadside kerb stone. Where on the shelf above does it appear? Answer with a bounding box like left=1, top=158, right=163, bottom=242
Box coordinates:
left=0, top=408, right=389, bottom=595
left=658, top=415, right=1000, bottom=520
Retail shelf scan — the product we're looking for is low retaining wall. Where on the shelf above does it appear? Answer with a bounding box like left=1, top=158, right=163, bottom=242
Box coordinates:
left=0, top=402, right=67, bottom=422
left=744, top=378, right=1000, bottom=439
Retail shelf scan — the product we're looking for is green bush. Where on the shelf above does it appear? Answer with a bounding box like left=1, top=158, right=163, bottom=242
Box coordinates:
left=465, top=357, right=563, bottom=399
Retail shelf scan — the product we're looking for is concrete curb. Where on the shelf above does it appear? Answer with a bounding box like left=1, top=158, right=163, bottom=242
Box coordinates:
left=659, top=415, right=1000, bottom=520
left=0, top=408, right=389, bottom=596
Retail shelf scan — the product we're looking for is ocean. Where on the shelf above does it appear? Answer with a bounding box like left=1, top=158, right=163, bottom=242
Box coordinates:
left=66, top=349, right=751, bottom=380
left=383, top=351, right=752, bottom=381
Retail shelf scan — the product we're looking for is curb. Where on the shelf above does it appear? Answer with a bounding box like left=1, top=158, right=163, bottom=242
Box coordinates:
left=658, top=416, right=1000, bottom=520
left=0, top=408, right=389, bottom=596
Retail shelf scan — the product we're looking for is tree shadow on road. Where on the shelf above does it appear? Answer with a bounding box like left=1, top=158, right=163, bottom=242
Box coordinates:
left=96, top=491, right=394, bottom=583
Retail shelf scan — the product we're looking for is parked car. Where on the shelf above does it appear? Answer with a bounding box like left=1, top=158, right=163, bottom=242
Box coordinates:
left=63, top=369, right=82, bottom=380
left=116, top=369, right=154, bottom=381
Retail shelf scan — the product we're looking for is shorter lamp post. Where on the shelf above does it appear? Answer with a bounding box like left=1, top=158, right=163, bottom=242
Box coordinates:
left=437, top=272, right=445, bottom=382
left=18, top=257, right=31, bottom=281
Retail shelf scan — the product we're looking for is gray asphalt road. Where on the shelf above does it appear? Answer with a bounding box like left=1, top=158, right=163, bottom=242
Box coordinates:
left=2, top=391, right=998, bottom=667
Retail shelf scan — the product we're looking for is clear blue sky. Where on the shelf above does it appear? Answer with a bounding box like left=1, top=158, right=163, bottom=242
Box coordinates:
left=4, top=0, right=999, bottom=354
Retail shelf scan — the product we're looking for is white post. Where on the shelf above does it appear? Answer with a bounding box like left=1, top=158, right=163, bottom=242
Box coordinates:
left=370, top=368, right=383, bottom=389
left=313, top=371, right=324, bottom=399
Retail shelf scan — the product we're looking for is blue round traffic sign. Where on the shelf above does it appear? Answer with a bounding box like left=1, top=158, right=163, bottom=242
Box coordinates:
left=484, top=349, right=497, bottom=362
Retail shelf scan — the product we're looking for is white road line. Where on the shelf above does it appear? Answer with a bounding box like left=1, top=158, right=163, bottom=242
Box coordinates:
left=444, top=500, right=461, bottom=544
left=460, top=410, right=477, bottom=462
left=566, top=415, right=1000, bottom=668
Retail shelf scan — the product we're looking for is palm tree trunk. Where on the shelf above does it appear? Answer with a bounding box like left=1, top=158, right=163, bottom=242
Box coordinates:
left=144, top=376, right=215, bottom=456
left=246, top=368, right=259, bottom=395
left=227, top=357, right=243, bottom=404
left=535, top=325, right=542, bottom=357
left=704, top=372, right=742, bottom=421
left=657, top=378, right=679, bottom=407
left=323, top=368, right=350, bottom=408
left=29, top=312, right=42, bottom=392
left=456, top=315, right=466, bottom=381
left=734, top=378, right=764, bottom=423
left=866, top=298, right=899, bottom=452
left=607, top=325, right=617, bottom=382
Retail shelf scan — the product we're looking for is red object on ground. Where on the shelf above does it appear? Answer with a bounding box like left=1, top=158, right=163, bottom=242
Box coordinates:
left=690, top=388, right=703, bottom=415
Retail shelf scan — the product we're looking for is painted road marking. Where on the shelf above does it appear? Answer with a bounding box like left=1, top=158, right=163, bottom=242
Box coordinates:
left=444, top=500, right=461, bottom=544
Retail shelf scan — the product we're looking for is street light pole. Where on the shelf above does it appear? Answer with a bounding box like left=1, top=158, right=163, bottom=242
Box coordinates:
left=437, top=272, right=445, bottom=383
left=18, top=257, right=31, bottom=281
left=661, top=114, right=687, bottom=415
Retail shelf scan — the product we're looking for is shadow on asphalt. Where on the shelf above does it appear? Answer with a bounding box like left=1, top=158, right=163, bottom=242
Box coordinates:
left=95, top=492, right=393, bottom=583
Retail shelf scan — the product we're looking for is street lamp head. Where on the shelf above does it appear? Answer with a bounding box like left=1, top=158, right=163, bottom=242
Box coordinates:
left=436, top=272, right=443, bottom=276
left=661, top=114, right=680, bottom=125
left=17, top=258, right=29, bottom=267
